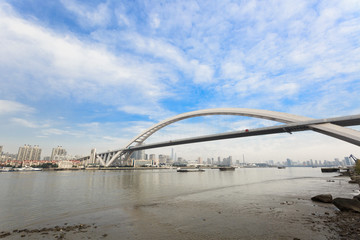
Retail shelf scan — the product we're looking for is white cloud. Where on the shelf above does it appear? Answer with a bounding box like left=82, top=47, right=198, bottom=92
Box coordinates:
left=41, top=128, right=74, bottom=136
left=77, top=122, right=100, bottom=128
left=11, top=118, right=44, bottom=128
left=60, top=0, right=111, bottom=27
left=192, top=61, right=214, bottom=84
left=150, top=13, right=160, bottom=29
left=273, top=83, right=299, bottom=96
left=0, top=3, right=169, bottom=114
left=221, top=61, right=246, bottom=80
left=0, top=100, right=35, bottom=115
left=121, top=32, right=188, bottom=69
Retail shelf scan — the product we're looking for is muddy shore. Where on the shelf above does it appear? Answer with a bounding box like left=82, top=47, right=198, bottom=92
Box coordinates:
left=321, top=169, right=360, bottom=240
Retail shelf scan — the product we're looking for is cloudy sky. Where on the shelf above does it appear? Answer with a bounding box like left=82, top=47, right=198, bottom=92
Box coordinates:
left=0, top=0, right=359, bottom=162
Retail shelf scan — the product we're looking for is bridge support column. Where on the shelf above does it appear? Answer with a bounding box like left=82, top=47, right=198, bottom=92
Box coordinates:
left=96, top=156, right=106, bottom=166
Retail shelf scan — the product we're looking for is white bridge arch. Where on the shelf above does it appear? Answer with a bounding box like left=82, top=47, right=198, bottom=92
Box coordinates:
left=101, top=108, right=360, bottom=167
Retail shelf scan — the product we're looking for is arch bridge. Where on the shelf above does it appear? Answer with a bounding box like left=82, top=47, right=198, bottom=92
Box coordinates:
left=78, top=108, right=360, bottom=167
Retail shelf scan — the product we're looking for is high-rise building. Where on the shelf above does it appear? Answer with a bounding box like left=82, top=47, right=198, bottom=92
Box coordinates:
left=286, top=158, right=292, bottom=166
left=17, top=145, right=42, bottom=161
left=228, top=156, right=233, bottom=165
left=222, top=157, right=231, bottom=166
left=132, top=150, right=145, bottom=160
left=345, top=157, right=351, bottom=166
left=51, top=146, right=67, bottom=160
left=32, top=145, right=41, bottom=161
left=89, top=148, right=96, bottom=164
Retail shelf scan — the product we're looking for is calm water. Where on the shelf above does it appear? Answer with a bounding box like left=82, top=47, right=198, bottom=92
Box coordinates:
left=0, top=168, right=358, bottom=239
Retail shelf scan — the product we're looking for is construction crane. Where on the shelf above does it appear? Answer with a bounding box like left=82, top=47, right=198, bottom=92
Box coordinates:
left=349, top=154, right=359, bottom=163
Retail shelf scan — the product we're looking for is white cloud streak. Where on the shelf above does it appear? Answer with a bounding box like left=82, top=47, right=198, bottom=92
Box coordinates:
left=0, top=100, right=35, bottom=115
left=60, top=0, right=111, bottom=27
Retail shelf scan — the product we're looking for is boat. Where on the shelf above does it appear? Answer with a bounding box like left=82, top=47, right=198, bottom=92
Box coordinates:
left=17, top=166, right=42, bottom=171
left=219, top=167, right=235, bottom=171
left=0, top=167, right=15, bottom=172
left=277, top=166, right=286, bottom=169
left=177, top=168, right=205, bottom=172
left=321, top=167, right=339, bottom=173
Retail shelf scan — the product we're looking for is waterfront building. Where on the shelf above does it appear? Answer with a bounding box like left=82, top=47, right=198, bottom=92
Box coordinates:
left=58, top=160, right=73, bottom=169
left=134, top=159, right=153, bottom=167
left=17, top=144, right=42, bottom=161
left=158, top=154, right=168, bottom=164
left=51, top=146, right=67, bottom=160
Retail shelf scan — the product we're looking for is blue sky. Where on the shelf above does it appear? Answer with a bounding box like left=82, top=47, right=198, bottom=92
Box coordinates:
left=0, top=0, right=359, bottom=162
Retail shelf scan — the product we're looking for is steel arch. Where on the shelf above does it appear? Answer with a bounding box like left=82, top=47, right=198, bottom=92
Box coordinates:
left=104, top=108, right=360, bottom=166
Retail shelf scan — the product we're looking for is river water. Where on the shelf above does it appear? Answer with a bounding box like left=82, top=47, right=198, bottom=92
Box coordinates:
left=0, top=168, right=358, bottom=239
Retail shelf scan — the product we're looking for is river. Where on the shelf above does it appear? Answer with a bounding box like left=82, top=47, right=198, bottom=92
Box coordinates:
left=0, top=167, right=358, bottom=239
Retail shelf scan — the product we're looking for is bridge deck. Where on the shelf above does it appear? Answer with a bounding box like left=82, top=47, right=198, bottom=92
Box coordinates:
left=113, top=114, right=360, bottom=152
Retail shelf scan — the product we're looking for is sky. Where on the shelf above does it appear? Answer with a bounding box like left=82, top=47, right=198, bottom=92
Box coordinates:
left=0, top=0, right=359, bottom=163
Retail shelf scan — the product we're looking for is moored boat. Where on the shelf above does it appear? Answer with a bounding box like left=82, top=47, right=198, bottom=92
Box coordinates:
left=219, top=167, right=235, bottom=171
left=321, top=167, right=339, bottom=173
left=17, top=166, right=42, bottom=171
left=0, top=167, right=15, bottom=172
left=177, top=168, right=205, bottom=172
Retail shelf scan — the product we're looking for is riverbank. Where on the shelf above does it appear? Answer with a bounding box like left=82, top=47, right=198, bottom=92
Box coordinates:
left=320, top=168, right=360, bottom=240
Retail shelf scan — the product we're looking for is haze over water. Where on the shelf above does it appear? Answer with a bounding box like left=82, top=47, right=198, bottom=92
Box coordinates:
left=0, top=168, right=357, bottom=239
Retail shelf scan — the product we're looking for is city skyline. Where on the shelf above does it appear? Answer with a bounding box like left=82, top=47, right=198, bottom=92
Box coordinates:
left=0, top=1, right=360, bottom=162
left=0, top=143, right=356, bottom=168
